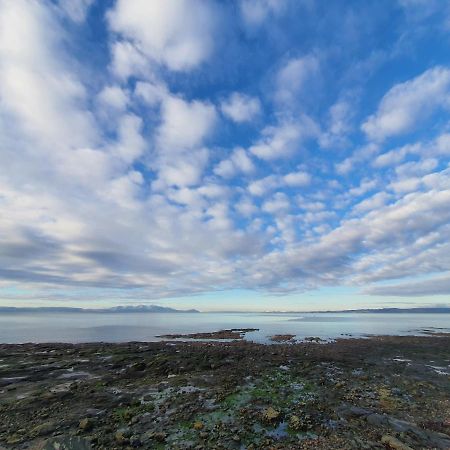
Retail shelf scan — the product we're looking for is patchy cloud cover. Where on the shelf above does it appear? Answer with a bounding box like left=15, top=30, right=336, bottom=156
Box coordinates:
left=0, top=0, right=449, bottom=307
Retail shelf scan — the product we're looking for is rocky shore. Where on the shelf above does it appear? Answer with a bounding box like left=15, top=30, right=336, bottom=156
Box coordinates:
left=0, top=335, right=449, bottom=449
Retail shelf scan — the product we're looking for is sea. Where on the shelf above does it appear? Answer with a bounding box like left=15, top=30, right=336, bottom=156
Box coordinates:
left=0, top=311, right=449, bottom=344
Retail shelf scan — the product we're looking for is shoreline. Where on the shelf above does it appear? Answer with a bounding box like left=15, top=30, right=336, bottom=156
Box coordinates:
left=1, top=336, right=450, bottom=449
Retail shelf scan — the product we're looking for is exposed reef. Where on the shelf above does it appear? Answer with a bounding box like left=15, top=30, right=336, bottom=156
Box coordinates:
left=0, top=335, right=449, bottom=449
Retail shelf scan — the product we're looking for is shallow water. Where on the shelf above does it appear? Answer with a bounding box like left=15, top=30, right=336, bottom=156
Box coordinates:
left=0, top=311, right=449, bottom=344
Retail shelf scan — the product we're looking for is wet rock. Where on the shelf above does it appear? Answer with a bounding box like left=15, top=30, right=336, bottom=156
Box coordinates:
left=6, top=434, right=23, bottom=445
left=115, top=427, right=131, bottom=444
left=31, top=422, right=57, bottom=437
left=336, top=404, right=372, bottom=419
left=262, top=407, right=280, bottom=422
left=85, top=408, right=105, bottom=417
left=79, top=418, right=94, bottom=431
left=41, top=436, right=92, bottom=450
left=270, top=334, right=295, bottom=342
left=366, top=413, right=388, bottom=427
left=193, top=420, right=204, bottom=430
left=288, top=415, right=302, bottom=430
left=129, top=362, right=146, bottom=372
left=381, top=434, right=414, bottom=450
left=129, top=434, right=141, bottom=447
left=152, top=432, right=167, bottom=442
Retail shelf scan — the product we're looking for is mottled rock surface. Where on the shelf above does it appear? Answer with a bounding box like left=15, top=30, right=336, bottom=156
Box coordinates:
left=0, top=336, right=449, bottom=449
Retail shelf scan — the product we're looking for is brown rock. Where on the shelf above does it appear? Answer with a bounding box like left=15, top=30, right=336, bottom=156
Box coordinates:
left=193, top=421, right=204, bottom=430
left=381, top=435, right=414, bottom=450
left=263, top=407, right=280, bottom=422
left=79, top=418, right=94, bottom=431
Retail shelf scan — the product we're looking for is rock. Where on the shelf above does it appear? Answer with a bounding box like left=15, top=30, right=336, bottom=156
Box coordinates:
left=41, top=436, right=92, bottom=450
left=366, top=413, right=388, bottom=427
left=152, top=432, right=167, bottom=442
left=193, top=421, right=204, bottom=430
left=336, top=405, right=372, bottom=419
left=6, top=435, right=23, bottom=445
left=381, top=435, right=414, bottom=450
left=289, top=415, right=302, bottom=430
left=79, top=418, right=94, bottom=431
left=129, top=362, right=146, bottom=372
left=262, top=407, right=280, bottom=422
left=129, top=435, right=141, bottom=447
left=31, top=422, right=57, bottom=437
left=115, top=427, right=131, bottom=444
left=85, top=408, right=105, bottom=417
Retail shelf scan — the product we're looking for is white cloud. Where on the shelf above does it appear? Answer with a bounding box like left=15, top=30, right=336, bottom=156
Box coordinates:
left=248, top=175, right=280, bottom=196
left=152, top=94, right=216, bottom=188
left=353, top=192, right=390, bottom=214
left=108, top=0, right=217, bottom=72
left=109, top=41, right=150, bottom=80
left=250, top=117, right=318, bottom=160
left=335, top=143, right=380, bottom=175
left=0, top=0, right=97, bottom=149
left=214, top=148, right=255, bottom=178
left=156, top=149, right=210, bottom=188
left=262, top=192, right=290, bottom=215
left=157, top=95, right=217, bottom=152
left=221, top=92, right=261, bottom=123
left=249, top=169, right=450, bottom=292
left=235, top=197, right=258, bottom=217
left=364, top=273, right=450, bottom=296
left=97, top=85, right=129, bottom=112
left=113, top=114, right=146, bottom=164
left=362, top=66, right=450, bottom=141
left=319, top=98, right=354, bottom=149
left=134, top=81, right=168, bottom=107
left=1, top=0, right=450, bottom=305
left=57, top=0, right=93, bottom=23
left=275, top=55, right=319, bottom=105
left=395, top=158, right=438, bottom=178
left=283, top=171, right=311, bottom=187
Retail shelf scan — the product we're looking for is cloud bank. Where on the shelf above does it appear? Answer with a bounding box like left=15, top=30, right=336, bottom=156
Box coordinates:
left=0, top=0, right=449, bottom=305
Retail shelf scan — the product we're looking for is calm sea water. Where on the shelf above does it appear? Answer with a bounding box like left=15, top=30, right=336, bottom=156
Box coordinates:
left=0, top=312, right=449, bottom=344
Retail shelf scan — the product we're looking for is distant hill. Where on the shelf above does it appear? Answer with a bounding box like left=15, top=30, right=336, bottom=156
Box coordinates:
left=208, top=307, right=450, bottom=314
left=0, top=305, right=200, bottom=314
left=338, top=307, right=450, bottom=314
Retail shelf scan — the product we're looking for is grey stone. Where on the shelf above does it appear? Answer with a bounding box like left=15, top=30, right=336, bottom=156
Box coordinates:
left=41, top=436, right=92, bottom=450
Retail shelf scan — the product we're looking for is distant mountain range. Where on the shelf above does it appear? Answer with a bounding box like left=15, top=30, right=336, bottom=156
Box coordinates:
left=0, top=305, right=200, bottom=314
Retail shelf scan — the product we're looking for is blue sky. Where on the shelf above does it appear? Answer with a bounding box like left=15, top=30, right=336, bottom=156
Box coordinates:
left=0, top=0, right=449, bottom=311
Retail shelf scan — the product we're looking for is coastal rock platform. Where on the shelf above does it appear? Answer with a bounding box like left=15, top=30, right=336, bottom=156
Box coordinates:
left=0, top=336, right=449, bottom=449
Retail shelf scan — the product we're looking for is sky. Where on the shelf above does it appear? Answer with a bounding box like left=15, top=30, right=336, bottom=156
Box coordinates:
left=0, top=0, right=450, bottom=311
